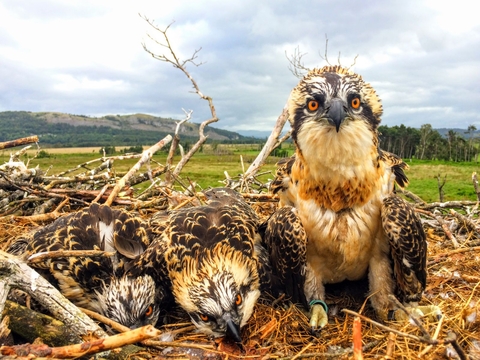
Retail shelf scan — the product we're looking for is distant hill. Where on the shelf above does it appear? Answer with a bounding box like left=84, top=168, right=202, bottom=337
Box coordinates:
left=0, top=111, right=261, bottom=147
left=435, top=128, right=480, bottom=139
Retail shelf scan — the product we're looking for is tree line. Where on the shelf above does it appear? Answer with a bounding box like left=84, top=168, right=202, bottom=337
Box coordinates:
left=379, top=124, right=478, bottom=162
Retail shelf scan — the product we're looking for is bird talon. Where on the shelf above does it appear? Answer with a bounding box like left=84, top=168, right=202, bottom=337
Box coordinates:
left=309, top=303, right=328, bottom=330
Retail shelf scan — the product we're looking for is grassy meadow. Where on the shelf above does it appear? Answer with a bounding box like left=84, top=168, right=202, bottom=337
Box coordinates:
left=1, top=144, right=479, bottom=203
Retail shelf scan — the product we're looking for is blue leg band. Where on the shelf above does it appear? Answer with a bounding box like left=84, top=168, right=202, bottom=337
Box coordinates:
left=309, top=299, right=328, bottom=313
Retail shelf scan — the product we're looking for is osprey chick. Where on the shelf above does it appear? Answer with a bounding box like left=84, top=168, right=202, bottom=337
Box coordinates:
left=133, top=188, right=271, bottom=343
left=10, top=203, right=163, bottom=329
left=265, top=66, right=440, bottom=329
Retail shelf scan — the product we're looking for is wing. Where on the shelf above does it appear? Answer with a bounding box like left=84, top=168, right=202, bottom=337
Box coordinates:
left=269, top=156, right=296, bottom=206
left=252, top=233, right=279, bottom=293
left=381, top=195, right=426, bottom=303
left=16, top=204, right=152, bottom=299
left=379, top=149, right=409, bottom=188
left=113, top=208, right=152, bottom=260
left=261, top=206, right=308, bottom=307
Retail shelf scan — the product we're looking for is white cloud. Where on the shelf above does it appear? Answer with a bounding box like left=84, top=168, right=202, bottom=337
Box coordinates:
left=0, top=0, right=479, bottom=133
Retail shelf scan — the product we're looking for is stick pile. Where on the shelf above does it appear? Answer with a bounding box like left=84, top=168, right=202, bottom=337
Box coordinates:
left=0, top=138, right=479, bottom=359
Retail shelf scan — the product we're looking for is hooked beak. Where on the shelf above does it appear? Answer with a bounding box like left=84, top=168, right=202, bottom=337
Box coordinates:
left=225, top=317, right=242, bottom=344
left=327, top=98, right=345, bottom=132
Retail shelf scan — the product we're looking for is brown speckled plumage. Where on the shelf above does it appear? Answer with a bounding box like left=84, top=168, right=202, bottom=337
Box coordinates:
left=264, top=66, right=428, bottom=324
left=132, top=188, right=272, bottom=342
left=9, top=203, right=164, bottom=329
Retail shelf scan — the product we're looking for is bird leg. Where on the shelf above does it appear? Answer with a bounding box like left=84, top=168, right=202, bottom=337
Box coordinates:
left=309, top=300, right=328, bottom=330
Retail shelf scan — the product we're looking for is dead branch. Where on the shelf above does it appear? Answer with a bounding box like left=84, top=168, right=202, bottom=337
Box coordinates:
left=436, top=213, right=459, bottom=248
left=0, top=251, right=107, bottom=342
left=449, top=209, right=479, bottom=235
left=0, top=325, right=161, bottom=358
left=105, top=135, right=172, bottom=206
left=342, top=308, right=463, bottom=352
left=384, top=332, right=396, bottom=359
left=285, top=47, right=311, bottom=78
left=0, top=136, right=39, bottom=150
left=79, top=307, right=129, bottom=334
left=419, top=200, right=478, bottom=210
left=244, top=106, right=290, bottom=181
left=427, top=245, right=480, bottom=266
left=321, top=35, right=332, bottom=66
left=3, top=300, right=80, bottom=347
left=165, top=110, right=193, bottom=185
left=11, top=197, right=69, bottom=223
left=141, top=17, right=219, bottom=187
left=399, top=189, right=427, bottom=205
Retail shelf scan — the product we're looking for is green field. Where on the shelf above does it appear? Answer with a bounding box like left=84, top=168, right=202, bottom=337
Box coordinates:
left=1, top=145, right=479, bottom=203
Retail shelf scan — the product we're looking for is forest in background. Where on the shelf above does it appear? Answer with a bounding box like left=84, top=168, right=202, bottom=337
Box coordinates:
left=378, top=124, right=477, bottom=162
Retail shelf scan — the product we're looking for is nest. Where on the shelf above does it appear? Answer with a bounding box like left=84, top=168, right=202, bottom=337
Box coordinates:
left=0, top=143, right=479, bottom=359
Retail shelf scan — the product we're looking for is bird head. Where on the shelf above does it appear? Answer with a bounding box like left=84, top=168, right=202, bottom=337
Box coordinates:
left=171, top=243, right=260, bottom=343
left=95, top=274, right=162, bottom=329
left=288, top=65, right=382, bottom=159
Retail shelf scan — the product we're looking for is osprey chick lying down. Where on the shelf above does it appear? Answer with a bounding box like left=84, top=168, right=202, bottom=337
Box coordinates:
left=9, top=203, right=163, bottom=329
left=131, top=188, right=272, bottom=343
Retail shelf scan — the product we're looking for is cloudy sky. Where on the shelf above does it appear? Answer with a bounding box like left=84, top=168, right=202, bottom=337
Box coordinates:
left=1, top=0, right=479, bottom=135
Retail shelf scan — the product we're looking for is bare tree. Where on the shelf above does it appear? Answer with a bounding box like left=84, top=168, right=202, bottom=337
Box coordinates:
left=141, top=16, right=219, bottom=188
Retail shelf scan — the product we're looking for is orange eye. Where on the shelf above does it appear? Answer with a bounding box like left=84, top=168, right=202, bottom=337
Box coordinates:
left=307, top=100, right=319, bottom=111
left=200, top=314, right=209, bottom=322
left=351, top=98, right=361, bottom=109
left=145, top=305, right=153, bottom=317
left=235, top=294, right=242, bottom=306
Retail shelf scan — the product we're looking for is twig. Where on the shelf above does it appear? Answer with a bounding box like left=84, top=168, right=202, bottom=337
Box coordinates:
left=387, top=295, right=431, bottom=338
left=12, top=197, right=70, bottom=223
left=165, top=109, right=193, bottom=184
left=427, top=246, right=480, bottom=266
left=436, top=174, right=446, bottom=202
left=418, top=313, right=444, bottom=357
left=105, top=135, right=172, bottom=205
left=419, top=201, right=478, bottom=210
left=384, top=332, right=397, bottom=359
left=353, top=316, right=363, bottom=360
left=79, top=307, right=129, bottom=333
left=399, top=189, right=427, bottom=205
left=342, top=309, right=433, bottom=344
left=449, top=209, right=479, bottom=234
left=141, top=339, right=215, bottom=351
left=436, top=214, right=459, bottom=248
left=0, top=325, right=160, bottom=358
left=291, top=342, right=313, bottom=360
left=285, top=46, right=311, bottom=78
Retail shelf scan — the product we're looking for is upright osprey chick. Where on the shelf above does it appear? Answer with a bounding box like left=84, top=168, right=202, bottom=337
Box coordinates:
left=265, top=66, right=439, bottom=328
